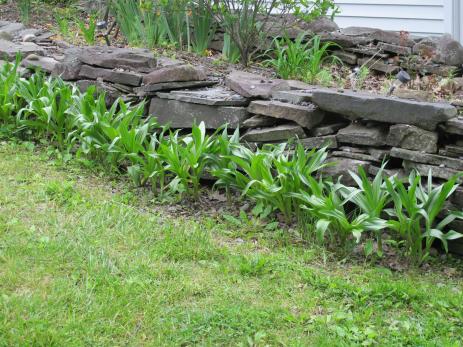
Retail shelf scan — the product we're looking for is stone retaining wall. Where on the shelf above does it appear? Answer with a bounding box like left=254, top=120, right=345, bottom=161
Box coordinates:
left=1, top=20, right=463, bottom=253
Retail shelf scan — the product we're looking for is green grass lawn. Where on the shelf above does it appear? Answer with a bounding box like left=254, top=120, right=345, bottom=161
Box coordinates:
left=1, top=142, right=462, bottom=346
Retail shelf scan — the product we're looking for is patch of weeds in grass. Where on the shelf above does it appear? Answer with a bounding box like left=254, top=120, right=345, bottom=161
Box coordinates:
left=44, top=180, right=83, bottom=207
left=151, top=221, right=225, bottom=262
left=235, top=254, right=271, bottom=277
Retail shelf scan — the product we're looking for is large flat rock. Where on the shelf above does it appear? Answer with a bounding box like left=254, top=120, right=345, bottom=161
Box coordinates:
left=79, top=64, right=142, bottom=86
left=241, top=124, right=305, bottom=142
left=272, top=89, right=314, bottom=104
left=52, top=47, right=84, bottom=80
left=300, top=135, right=338, bottom=149
left=312, top=89, right=457, bottom=130
left=391, top=147, right=463, bottom=171
left=413, top=34, right=463, bottom=66
left=134, top=80, right=216, bottom=96
left=78, top=46, right=157, bottom=73
left=0, top=39, right=44, bottom=60
left=337, top=123, right=388, bottom=146
left=156, top=87, right=248, bottom=106
left=442, top=117, right=463, bottom=135
left=403, top=161, right=460, bottom=181
left=332, top=149, right=380, bottom=163
left=0, top=22, right=25, bottom=37
left=143, top=64, right=206, bottom=85
left=149, top=97, right=248, bottom=129
left=21, top=55, right=59, bottom=73
left=248, top=100, right=324, bottom=129
left=387, top=124, right=438, bottom=153
left=310, top=122, right=347, bottom=136
left=225, top=70, right=290, bottom=99
left=339, top=27, right=415, bottom=47
left=242, top=115, right=279, bottom=128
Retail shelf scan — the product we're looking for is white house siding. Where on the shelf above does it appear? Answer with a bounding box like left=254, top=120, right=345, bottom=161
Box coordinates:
left=333, top=0, right=453, bottom=38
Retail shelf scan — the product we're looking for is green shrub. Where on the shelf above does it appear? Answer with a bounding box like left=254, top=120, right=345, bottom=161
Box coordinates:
left=159, top=122, right=219, bottom=199
left=266, top=34, right=340, bottom=84
left=385, top=171, right=463, bottom=265
left=0, top=56, right=23, bottom=132
left=18, top=0, right=32, bottom=24
left=206, top=0, right=338, bottom=66
left=343, top=165, right=392, bottom=256
left=190, top=0, right=217, bottom=55
left=160, top=0, right=190, bottom=49
left=222, top=33, right=241, bottom=63
left=77, top=15, right=97, bottom=45
left=17, top=74, right=77, bottom=151
left=112, top=0, right=169, bottom=48
left=293, top=179, right=387, bottom=250
left=212, top=143, right=329, bottom=223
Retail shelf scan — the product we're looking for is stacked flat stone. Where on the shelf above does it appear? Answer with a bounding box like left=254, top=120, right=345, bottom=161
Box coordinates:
left=325, top=27, right=463, bottom=78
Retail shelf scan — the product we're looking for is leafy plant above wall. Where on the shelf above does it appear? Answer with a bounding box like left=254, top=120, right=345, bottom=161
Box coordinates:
left=77, top=15, right=98, bottom=45
left=266, top=34, right=341, bottom=85
left=205, top=0, right=338, bottom=65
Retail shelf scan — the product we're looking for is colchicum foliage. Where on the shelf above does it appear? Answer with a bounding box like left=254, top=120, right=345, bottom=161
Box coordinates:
left=1, top=58, right=462, bottom=266
left=266, top=34, right=341, bottom=85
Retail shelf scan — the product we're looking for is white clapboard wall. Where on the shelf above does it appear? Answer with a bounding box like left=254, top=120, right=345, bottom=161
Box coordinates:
left=333, top=0, right=462, bottom=42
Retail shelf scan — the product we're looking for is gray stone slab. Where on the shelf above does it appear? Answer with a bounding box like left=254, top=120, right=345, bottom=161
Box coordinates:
left=149, top=97, right=248, bottom=129
left=135, top=80, right=217, bottom=96
left=299, top=135, right=338, bottom=149
left=349, top=46, right=390, bottom=58
left=332, top=150, right=380, bottom=163
left=225, top=70, right=290, bottom=99
left=0, top=39, right=44, bottom=60
left=156, top=87, right=248, bottom=106
left=310, top=122, right=347, bottom=136
left=312, top=89, right=457, bottom=130
left=143, top=64, right=206, bottom=85
left=242, top=115, right=279, bottom=128
left=241, top=124, right=305, bottom=142
left=393, top=89, right=433, bottom=102
left=413, top=34, right=463, bottom=66
left=357, top=57, right=399, bottom=74
left=445, top=145, right=463, bottom=157
left=368, top=148, right=390, bottom=161
left=287, top=80, right=312, bottom=90
left=79, top=64, right=142, bottom=86
left=391, top=147, right=463, bottom=171
left=378, top=42, right=412, bottom=56
left=332, top=50, right=358, bottom=65
left=21, top=55, right=59, bottom=73
left=78, top=46, right=157, bottom=72
left=442, top=117, right=463, bottom=135
left=51, top=47, right=83, bottom=80
left=339, top=27, right=415, bottom=47
left=248, top=100, right=324, bottom=129
left=271, top=89, right=314, bottom=104
left=387, top=124, right=438, bottom=153
left=403, top=161, right=460, bottom=181
left=339, top=146, right=368, bottom=154
left=337, top=123, right=388, bottom=146
left=0, top=22, right=25, bottom=36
